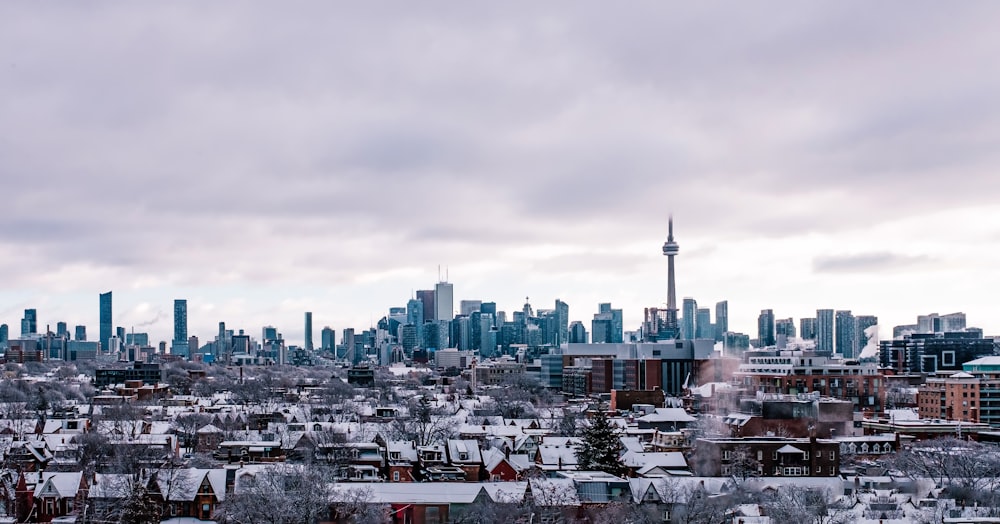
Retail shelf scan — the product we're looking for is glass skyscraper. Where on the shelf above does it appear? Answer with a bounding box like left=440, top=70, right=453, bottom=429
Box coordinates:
left=816, top=309, right=834, bottom=353
left=100, top=291, right=113, bottom=351
left=172, top=299, right=189, bottom=357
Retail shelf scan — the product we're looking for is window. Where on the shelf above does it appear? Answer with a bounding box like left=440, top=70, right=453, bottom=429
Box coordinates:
left=816, top=450, right=822, bottom=458
left=393, top=471, right=400, bottom=482
left=757, top=450, right=763, bottom=460
left=723, top=450, right=731, bottom=460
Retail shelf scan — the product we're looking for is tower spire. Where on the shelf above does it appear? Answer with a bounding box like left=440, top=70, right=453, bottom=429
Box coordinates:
left=662, top=215, right=681, bottom=339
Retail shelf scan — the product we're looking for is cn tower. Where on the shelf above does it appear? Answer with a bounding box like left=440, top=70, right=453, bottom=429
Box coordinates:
left=662, top=215, right=680, bottom=337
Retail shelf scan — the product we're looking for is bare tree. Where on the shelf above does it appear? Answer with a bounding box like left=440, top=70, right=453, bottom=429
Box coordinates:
left=386, top=396, right=458, bottom=446
left=215, top=464, right=338, bottom=524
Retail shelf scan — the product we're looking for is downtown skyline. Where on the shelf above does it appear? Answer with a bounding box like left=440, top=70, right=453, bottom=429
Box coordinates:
left=3, top=3, right=1000, bottom=342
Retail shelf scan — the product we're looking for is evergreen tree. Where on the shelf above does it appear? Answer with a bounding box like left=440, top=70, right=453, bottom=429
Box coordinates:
left=575, top=406, right=627, bottom=477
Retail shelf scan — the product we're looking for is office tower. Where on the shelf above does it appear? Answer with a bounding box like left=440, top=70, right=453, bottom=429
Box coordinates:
left=21, top=309, right=37, bottom=336
left=724, top=332, right=751, bottom=354
left=73, top=325, right=86, bottom=341
left=799, top=318, right=817, bottom=340
left=434, top=281, right=454, bottom=322
left=100, top=291, right=112, bottom=351
left=775, top=318, right=794, bottom=349
left=457, top=316, right=474, bottom=350
left=681, top=298, right=697, bottom=339
left=816, top=309, right=834, bottom=353
left=695, top=308, right=712, bottom=339
left=188, top=336, right=199, bottom=356
left=569, top=321, right=588, bottom=343
left=116, top=326, right=126, bottom=344
left=406, top=298, right=425, bottom=328
left=416, top=290, right=436, bottom=322
left=460, top=300, right=482, bottom=317
left=56, top=322, right=68, bottom=338
left=172, top=299, right=189, bottom=357
left=321, top=327, right=336, bottom=351
left=126, top=332, right=150, bottom=346
left=555, top=299, right=569, bottom=346
left=714, top=301, right=728, bottom=341
left=400, top=324, right=419, bottom=353
left=479, top=314, right=496, bottom=356
left=835, top=310, right=856, bottom=358
left=304, top=312, right=313, bottom=351
left=661, top=216, right=681, bottom=338
left=0, top=324, right=7, bottom=344
left=757, top=309, right=775, bottom=347
left=481, top=302, right=497, bottom=316
left=855, top=315, right=878, bottom=356
left=593, top=303, right=623, bottom=343
left=342, top=328, right=357, bottom=363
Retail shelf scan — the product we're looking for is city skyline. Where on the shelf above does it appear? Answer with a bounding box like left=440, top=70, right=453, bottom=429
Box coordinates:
left=3, top=4, right=1000, bottom=343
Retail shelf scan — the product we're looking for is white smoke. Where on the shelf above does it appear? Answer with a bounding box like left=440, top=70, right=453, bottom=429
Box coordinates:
left=858, top=324, right=880, bottom=359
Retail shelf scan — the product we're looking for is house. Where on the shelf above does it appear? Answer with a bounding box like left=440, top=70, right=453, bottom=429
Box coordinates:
left=32, top=471, right=85, bottom=523
left=620, top=451, right=690, bottom=478
left=482, top=447, right=525, bottom=481
left=636, top=408, right=697, bottom=432
left=535, top=441, right=580, bottom=475
left=446, top=439, right=483, bottom=481
left=385, top=440, right=418, bottom=482
left=691, top=437, right=839, bottom=477
left=214, top=440, right=283, bottom=463
left=156, top=468, right=227, bottom=521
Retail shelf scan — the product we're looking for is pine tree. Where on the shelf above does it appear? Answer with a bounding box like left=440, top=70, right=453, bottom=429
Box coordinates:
left=575, top=406, right=628, bottom=477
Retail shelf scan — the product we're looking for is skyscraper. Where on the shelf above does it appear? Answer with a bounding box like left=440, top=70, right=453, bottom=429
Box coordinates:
left=0, top=324, right=7, bottom=345
left=56, top=322, right=68, bottom=337
left=434, top=281, right=454, bottom=322
left=800, top=318, right=817, bottom=340
left=816, top=309, right=834, bottom=353
left=555, top=299, right=569, bottom=346
left=406, top=298, right=424, bottom=327
left=416, top=290, right=436, bottom=323
left=775, top=318, right=796, bottom=339
left=682, top=298, right=697, bottom=340
left=855, top=315, right=878, bottom=356
left=304, top=312, right=314, bottom=351
left=21, top=309, right=37, bottom=336
left=321, top=326, right=336, bottom=351
left=757, top=309, right=775, bottom=347
left=661, top=216, right=680, bottom=338
left=835, top=310, right=855, bottom=358
left=459, top=300, right=482, bottom=317
left=100, top=291, right=112, bottom=352
left=172, top=299, right=189, bottom=358
left=695, top=308, right=712, bottom=339
left=714, top=301, right=728, bottom=342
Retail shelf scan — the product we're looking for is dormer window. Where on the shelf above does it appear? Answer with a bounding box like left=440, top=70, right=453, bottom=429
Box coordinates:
left=459, top=453, right=468, bottom=460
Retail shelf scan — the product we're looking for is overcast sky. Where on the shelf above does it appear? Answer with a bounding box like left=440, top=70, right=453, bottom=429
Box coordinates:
left=2, top=2, right=1000, bottom=346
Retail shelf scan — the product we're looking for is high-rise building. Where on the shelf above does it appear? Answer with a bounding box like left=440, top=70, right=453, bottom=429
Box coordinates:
left=714, top=301, right=728, bottom=342
left=555, top=299, right=569, bottom=346
left=74, top=325, right=86, bottom=341
left=434, top=281, right=454, bottom=322
left=592, top=303, right=623, bottom=343
left=56, top=322, right=68, bottom=337
left=21, top=309, right=37, bottom=336
left=855, top=315, right=878, bottom=357
left=416, top=290, right=435, bottom=323
left=757, top=309, right=775, bottom=347
left=661, top=216, right=681, bottom=339
left=724, top=331, right=751, bottom=355
left=816, top=309, right=834, bottom=353
left=459, top=300, right=482, bottom=317
left=775, top=318, right=796, bottom=339
left=100, top=292, right=113, bottom=352
left=800, top=318, right=817, bottom=340
left=695, top=308, right=712, bottom=339
left=406, top=298, right=425, bottom=328
left=321, top=327, right=336, bottom=351
left=188, top=335, right=199, bottom=356
left=569, top=321, right=588, bottom=343
left=0, top=324, right=8, bottom=345
left=304, top=312, right=313, bottom=351
left=172, top=299, right=189, bottom=358
left=835, top=310, right=856, bottom=358
left=682, top=298, right=697, bottom=340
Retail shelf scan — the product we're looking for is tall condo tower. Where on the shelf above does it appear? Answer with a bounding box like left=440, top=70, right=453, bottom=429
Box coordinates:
left=661, top=216, right=680, bottom=338
left=100, top=291, right=112, bottom=352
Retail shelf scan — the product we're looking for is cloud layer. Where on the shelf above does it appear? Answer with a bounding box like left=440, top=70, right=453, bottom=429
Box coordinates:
left=2, top=2, right=1000, bottom=341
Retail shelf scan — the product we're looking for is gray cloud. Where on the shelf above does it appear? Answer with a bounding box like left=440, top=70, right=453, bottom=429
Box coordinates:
left=812, top=252, right=934, bottom=274
left=2, top=2, right=1000, bottom=337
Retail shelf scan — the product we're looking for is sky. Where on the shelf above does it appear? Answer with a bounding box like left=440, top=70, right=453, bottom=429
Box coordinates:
left=2, top=2, right=1000, bottom=346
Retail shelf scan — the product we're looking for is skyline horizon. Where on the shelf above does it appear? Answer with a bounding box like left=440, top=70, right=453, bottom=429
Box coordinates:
left=0, top=274, right=986, bottom=348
